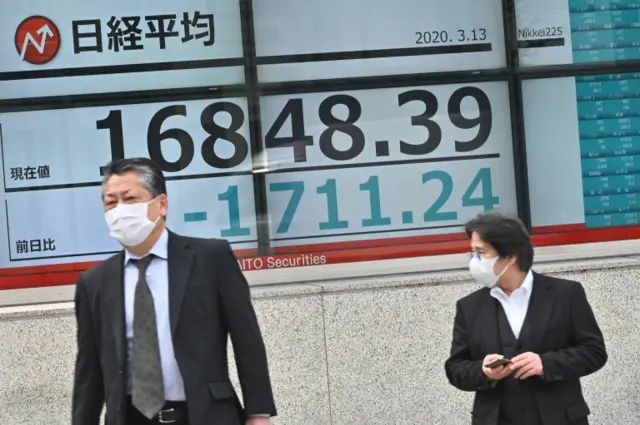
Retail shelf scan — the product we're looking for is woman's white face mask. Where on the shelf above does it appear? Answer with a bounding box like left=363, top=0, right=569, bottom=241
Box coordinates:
left=469, top=254, right=512, bottom=288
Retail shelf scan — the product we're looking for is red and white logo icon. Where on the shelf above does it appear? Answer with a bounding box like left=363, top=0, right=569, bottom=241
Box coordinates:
left=14, top=16, right=61, bottom=65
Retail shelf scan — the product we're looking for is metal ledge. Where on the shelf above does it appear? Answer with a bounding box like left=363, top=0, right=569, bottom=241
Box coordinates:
left=1, top=239, right=638, bottom=308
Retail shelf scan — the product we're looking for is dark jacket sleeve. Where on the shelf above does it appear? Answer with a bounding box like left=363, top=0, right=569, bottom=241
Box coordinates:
left=214, top=240, right=277, bottom=417
left=71, top=274, right=104, bottom=425
left=540, top=281, right=607, bottom=382
left=444, top=300, right=496, bottom=392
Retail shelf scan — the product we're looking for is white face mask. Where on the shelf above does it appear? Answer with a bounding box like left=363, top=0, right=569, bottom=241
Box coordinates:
left=469, top=255, right=511, bottom=288
left=105, top=200, right=160, bottom=247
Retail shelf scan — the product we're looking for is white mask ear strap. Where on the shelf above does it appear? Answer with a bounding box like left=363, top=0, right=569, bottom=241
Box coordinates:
left=147, top=197, right=162, bottom=224
left=497, top=259, right=515, bottom=278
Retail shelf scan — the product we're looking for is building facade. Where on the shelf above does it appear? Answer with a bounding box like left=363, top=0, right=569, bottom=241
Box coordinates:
left=1, top=0, right=639, bottom=287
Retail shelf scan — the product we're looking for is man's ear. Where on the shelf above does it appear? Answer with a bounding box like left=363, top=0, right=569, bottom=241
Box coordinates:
left=158, top=194, right=169, bottom=218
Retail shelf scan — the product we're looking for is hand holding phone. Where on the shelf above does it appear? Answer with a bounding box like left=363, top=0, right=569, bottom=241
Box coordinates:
left=482, top=354, right=513, bottom=381
left=484, top=357, right=511, bottom=369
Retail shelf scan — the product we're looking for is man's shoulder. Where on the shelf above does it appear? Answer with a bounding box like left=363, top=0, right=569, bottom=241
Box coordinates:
left=77, top=252, right=122, bottom=288
left=177, top=234, right=230, bottom=251
left=457, top=286, right=490, bottom=308
left=533, top=271, right=583, bottom=295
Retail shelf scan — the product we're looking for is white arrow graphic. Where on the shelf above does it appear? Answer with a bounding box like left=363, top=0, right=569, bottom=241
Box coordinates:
left=20, top=24, right=55, bottom=60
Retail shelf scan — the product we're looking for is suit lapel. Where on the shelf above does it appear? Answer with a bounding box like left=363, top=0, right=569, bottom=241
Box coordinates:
left=167, top=231, right=193, bottom=337
left=479, top=290, right=501, bottom=355
left=518, top=271, right=556, bottom=352
left=104, top=252, right=127, bottom=368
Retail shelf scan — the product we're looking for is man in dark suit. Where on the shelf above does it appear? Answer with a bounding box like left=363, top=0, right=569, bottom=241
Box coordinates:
left=444, top=211, right=607, bottom=425
left=72, top=158, right=276, bottom=425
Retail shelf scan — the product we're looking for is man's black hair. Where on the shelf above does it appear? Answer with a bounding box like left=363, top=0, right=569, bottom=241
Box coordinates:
left=101, top=157, right=167, bottom=197
left=464, top=211, right=534, bottom=271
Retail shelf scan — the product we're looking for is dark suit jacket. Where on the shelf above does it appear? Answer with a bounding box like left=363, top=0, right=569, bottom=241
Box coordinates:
left=71, top=232, right=277, bottom=425
left=444, top=272, right=607, bottom=425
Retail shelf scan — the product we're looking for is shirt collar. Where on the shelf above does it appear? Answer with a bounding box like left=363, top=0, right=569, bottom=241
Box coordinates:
left=491, top=269, right=534, bottom=298
left=123, top=228, right=169, bottom=264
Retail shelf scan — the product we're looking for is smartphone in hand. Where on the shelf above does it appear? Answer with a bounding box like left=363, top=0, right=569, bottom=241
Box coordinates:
left=484, top=357, right=511, bottom=369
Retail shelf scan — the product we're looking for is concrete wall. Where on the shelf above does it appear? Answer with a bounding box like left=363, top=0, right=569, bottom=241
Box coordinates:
left=2, top=255, right=640, bottom=425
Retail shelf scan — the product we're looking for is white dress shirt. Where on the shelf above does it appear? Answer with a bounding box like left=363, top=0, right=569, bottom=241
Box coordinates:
left=490, top=270, right=534, bottom=339
left=124, top=229, right=186, bottom=401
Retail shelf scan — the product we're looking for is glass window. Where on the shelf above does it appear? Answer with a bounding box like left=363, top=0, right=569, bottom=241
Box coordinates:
left=253, top=0, right=506, bottom=82
left=260, top=82, right=517, bottom=253
left=3, top=0, right=640, bottom=290
left=0, top=95, right=259, bottom=266
left=1, top=0, right=244, bottom=99
left=516, top=0, right=640, bottom=66
left=523, top=72, right=640, bottom=239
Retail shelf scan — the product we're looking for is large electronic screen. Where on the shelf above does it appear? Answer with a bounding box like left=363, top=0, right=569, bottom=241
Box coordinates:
left=259, top=82, right=518, bottom=248
left=0, top=0, right=244, bottom=99
left=0, top=1, right=533, bottom=281
left=524, top=72, right=640, bottom=232
left=0, top=96, right=258, bottom=269
left=516, top=0, right=640, bottom=66
left=252, top=0, right=507, bottom=82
